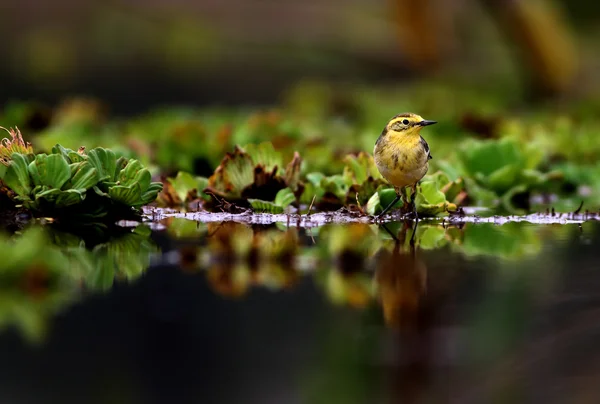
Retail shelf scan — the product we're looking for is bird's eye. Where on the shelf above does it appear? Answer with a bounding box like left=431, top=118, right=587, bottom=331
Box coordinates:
left=402, top=119, right=410, bottom=125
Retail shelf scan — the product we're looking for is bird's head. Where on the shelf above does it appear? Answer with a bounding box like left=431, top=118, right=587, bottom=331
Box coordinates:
left=385, top=113, right=437, bottom=137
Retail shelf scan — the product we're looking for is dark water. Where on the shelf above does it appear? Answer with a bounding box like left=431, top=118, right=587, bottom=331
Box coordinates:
left=1, top=220, right=599, bottom=404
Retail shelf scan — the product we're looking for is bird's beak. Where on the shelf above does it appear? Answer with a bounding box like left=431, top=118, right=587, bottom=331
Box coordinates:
left=418, top=120, right=437, bottom=126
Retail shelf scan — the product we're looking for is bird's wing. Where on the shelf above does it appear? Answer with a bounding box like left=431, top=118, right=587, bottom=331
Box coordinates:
left=420, top=136, right=432, bottom=160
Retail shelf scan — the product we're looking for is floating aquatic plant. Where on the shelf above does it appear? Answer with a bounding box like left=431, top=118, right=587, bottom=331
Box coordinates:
left=82, top=147, right=163, bottom=209
left=300, top=152, right=386, bottom=210
left=204, top=142, right=302, bottom=210
left=448, top=137, right=557, bottom=213
left=159, top=171, right=210, bottom=207
left=4, top=85, right=600, bottom=221
left=0, top=131, right=162, bottom=219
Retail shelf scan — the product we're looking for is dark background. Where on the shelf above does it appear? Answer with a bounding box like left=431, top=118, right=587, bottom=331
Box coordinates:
left=2, top=0, right=600, bottom=114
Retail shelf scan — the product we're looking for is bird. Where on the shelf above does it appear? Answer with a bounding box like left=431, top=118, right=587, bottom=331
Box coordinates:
left=373, top=112, right=436, bottom=220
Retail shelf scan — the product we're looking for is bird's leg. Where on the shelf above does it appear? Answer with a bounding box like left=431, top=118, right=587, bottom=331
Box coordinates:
left=376, top=187, right=401, bottom=220
left=409, top=217, right=419, bottom=246
left=408, top=184, right=419, bottom=221
left=401, top=187, right=411, bottom=213
left=380, top=223, right=400, bottom=242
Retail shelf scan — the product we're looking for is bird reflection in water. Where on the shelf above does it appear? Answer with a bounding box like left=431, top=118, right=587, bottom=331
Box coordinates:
left=375, top=220, right=427, bottom=330
left=375, top=220, right=436, bottom=404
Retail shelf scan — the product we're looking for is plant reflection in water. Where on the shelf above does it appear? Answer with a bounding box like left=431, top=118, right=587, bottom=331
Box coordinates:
left=0, top=215, right=565, bottom=345
left=0, top=224, right=159, bottom=342
left=202, top=222, right=300, bottom=297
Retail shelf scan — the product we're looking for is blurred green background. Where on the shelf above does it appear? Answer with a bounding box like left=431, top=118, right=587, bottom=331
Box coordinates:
left=2, top=0, right=600, bottom=112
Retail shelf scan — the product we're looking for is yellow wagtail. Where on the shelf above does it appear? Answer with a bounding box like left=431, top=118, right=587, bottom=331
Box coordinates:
left=373, top=112, right=436, bottom=219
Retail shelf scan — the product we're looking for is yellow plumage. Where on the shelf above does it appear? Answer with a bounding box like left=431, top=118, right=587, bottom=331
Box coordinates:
left=374, top=132, right=428, bottom=188
left=373, top=112, right=436, bottom=218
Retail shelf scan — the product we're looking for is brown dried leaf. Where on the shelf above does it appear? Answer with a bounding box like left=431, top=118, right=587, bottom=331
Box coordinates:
left=0, top=126, right=34, bottom=165
left=207, top=146, right=254, bottom=199
left=284, top=151, right=302, bottom=192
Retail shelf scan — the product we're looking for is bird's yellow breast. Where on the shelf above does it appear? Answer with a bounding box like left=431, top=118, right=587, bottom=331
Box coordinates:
left=374, top=133, right=429, bottom=188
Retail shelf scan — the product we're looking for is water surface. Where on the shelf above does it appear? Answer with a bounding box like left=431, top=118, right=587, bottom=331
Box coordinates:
left=0, top=219, right=598, bottom=404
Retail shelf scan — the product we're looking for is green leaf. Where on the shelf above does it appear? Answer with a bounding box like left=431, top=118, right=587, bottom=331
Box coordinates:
left=441, top=177, right=465, bottom=203
left=436, top=160, right=462, bottom=181
left=243, top=142, right=283, bottom=172
left=67, top=162, right=99, bottom=191
left=274, top=187, right=296, bottom=208
left=418, top=181, right=446, bottom=205
left=249, top=187, right=295, bottom=213
left=249, top=199, right=284, bottom=213
left=306, top=172, right=326, bottom=187
left=168, top=171, right=199, bottom=202
left=418, top=203, right=456, bottom=216
left=349, top=177, right=381, bottom=206
left=96, top=158, right=160, bottom=207
left=225, top=155, right=255, bottom=192
left=93, top=185, right=109, bottom=198
left=68, top=151, right=86, bottom=163
left=343, top=152, right=383, bottom=184
left=458, top=138, right=524, bottom=178
left=132, top=167, right=153, bottom=193
left=114, top=156, right=128, bottom=180
left=409, top=180, right=458, bottom=216
left=366, top=191, right=380, bottom=215
left=35, top=188, right=86, bottom=207
left=523, top=142, right=544, bottom=170
left=299, top=181, right=324, bottom=205
left=3, top=153, right=33, bottom=198
left=52, top=144, right=87, bottom=164
left=117, top=159, right=152, bottom=189
left=27, top=154, right=71, bottom=189
left=487, top=164, right=520, bottom=194
left=54, top=189, right=86, bottom=207
left=33, top=187, right=59, bottom=200
left=520, top=169, right=546, bottom=186
left=86, top=148, right=117, bottom=182
left=51, top=144, right=72, bottom=161
left=377, top=188, right=403, bottom=214
left=196, top=177, right=210, bottom=201
left=425, top=171, right=451, bottom=188
left=464, top=177, right=498, bottom=206
left=140, top=182, right=163, bottom=206
left=321, top=175, right=349, bottom=202
left=108, top=183, right=143, bottom=206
